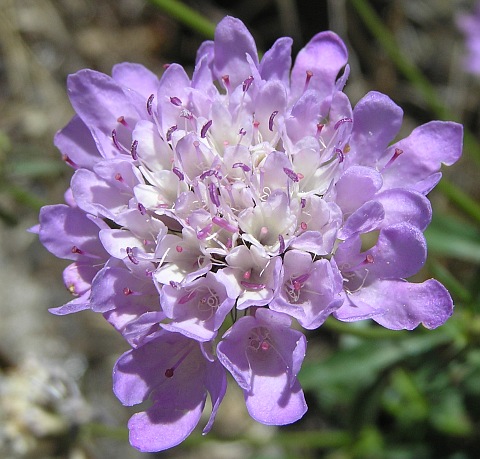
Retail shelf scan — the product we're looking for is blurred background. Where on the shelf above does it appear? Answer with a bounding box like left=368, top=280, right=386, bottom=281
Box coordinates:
left=1, top=0, right=480, bottom=458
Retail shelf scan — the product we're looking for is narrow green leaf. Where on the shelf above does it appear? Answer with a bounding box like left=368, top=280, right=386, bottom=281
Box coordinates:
left=148, top=0, right=216, bottom=39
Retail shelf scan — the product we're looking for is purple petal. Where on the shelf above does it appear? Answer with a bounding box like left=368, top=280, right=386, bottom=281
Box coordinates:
left=213, top=16, right=259, bottom=88
left=67, top=69, right=142, bottom=158
left=127, top=398, right=204, bottom=452
left=54, top=115, right=101, bottom=169
left=374, top=188, right=432, bottom=230
left=338, top=201, right=385, bottom=240
left=291, top=31, right=348, bottom=100
left=259, top=37, right=293, bottom=86
left=348, top=91, right=403, bottom=166
left=112, top=62, right=159, bottom=100
left=48, top=292, right=91, bottom=315
left=334, top=166, right=383, bottom=214
left=38, top=204, right=106, bottom=261
left=71, top=169, right=130, bottom=219
left=217, top=309, right=307, bottom=425
left=352, top=279, right=454, bottom=330
left=366, top=223, right=427, bottom=279
left=381, top=121, right=463, bottom=193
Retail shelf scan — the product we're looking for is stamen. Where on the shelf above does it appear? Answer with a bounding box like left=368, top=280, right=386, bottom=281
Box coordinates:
left=209, top=182, right=220, bottom=207
left=278, top=234, right=285, bottom=253
left=123, top=287, right=133, bottom=296
left=382, top=148, right=404, bottom=171
left=201, top=120, right=212, bottom=138
left=71, top=246, right=83, bottom=255
left=164, top=346, right=194, bottom=379
left=126, top=247, right=139, bottom=265
left=269, top=111, right=278, bottom=131
left=172, top=167, right=185, bottom=181
left=130, top=140, right=138, bottom=160
left=170, top=96, right=182, bottom=106
left=300, top=198, right=306, bottom=209
left=114, top=173, right=123, bottom=182
left=241, top=281, right=266, bottom=290
left=335, top=148, right=345, bottom=163
left=112, top=129, right=122, bottom=151
left=334, top=117, right=353, bottom=130
left=243, top=270, right=251, bottom=280
left=283, top=167, right=299, bottom=182
left=197, top=224, right=213, bottom=240
left=117, top=116, right=128, bottom=127
left=300, top=221, right=308, bottom=231
left=137, top=202, right=146, bottom=215
left=212, top=216, right=238, bottom=233
left=315, top=123, right=324, bottom=138
left=200, top=169, right=215, bottom=180
left=146, top=94, right=154, bottom=116
left=304, top=70, right=313, bottom=91
left=242, top=75, right=254, bottom=92
left=232, top=162, right=251, bottom=172
left=166, top=125, right=177, bottom=142
left=222, top=75, right=230, bottom=91
left=176, top=245, right=183, bottom=253
left=179, top=290, right=196, bottom=304
left=62, top=154, right=77, bottom=168
left=344, top=254, right=375, bottom=272
left=170, top=280, right=180, bottom=289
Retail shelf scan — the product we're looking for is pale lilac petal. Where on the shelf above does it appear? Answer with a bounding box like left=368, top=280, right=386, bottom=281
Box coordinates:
left=348, top=91, right=403, bottom=166
left=112, top=62, right=159, bottom=99
left=334, top=166, right=383, bottom=214
left=291, top=31, right=348, bottom=100
left=217, top=309, right=307, bottom=425
left=352, top=279, right=454, bottom=330
left=54, top=115, right=101, bottom=169
left=381, top=121, right=463, bottom=192
left=374, top=188, right=432, bottom=230
left=127, top=399, right=204, bottom=452
left=259, top=37, right=293, bottom=86
left=71, top=169, right=130, bottom=219
left=48, top=293, right=91, bottom=315
left=338, top=201, right=385, bottom=240
left=38, top=204, right=107, bottom=261
left=213, top=16, right=259, bottom=88
left=366, top=223, right=427, bottom=279
left=67, top=69, right=142, bottom=158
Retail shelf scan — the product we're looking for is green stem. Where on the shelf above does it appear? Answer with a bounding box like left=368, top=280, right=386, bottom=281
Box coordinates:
left=148, top=0, right=216, bottom=39
left=348, top=0, right=480, bottom=166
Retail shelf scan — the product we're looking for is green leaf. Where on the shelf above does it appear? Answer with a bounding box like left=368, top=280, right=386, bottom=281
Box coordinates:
left=300, top=332, right=451, bottom=407
left=425, top=213, right=480, bottom=263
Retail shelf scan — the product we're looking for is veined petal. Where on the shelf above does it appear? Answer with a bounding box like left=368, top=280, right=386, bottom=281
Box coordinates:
left=352, top=279, right=454, bottom=330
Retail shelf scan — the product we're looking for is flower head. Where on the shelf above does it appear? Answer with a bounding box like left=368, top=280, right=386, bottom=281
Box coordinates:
left=37, top=15, right=462, bottom=452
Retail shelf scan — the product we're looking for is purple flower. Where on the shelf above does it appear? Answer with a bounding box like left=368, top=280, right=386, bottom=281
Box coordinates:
left=113, top=331, right=226, bottom=452
left=217, top=308, right=307, bottom=425
left=37, top=15, right=462, bottom=452
left=457, top=1, right=480, bottom=75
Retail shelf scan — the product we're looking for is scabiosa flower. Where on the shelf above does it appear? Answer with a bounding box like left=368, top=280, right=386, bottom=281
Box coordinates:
left=35, top=16, right=462, bottom=452
left=457, top=1, right=480, bottom=75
